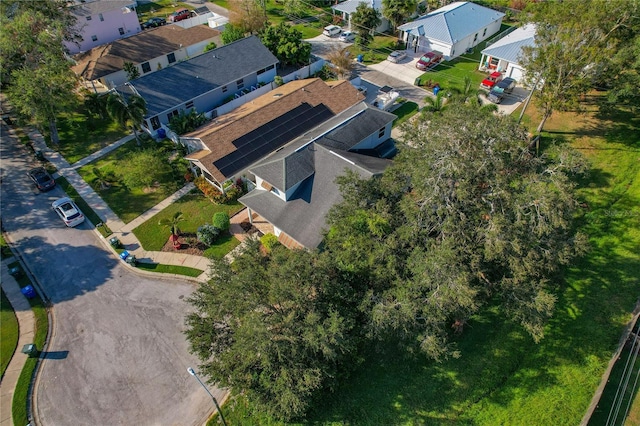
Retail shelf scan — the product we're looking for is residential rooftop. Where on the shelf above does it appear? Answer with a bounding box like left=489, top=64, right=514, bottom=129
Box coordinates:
left=72, top=25, right=221, bottom=80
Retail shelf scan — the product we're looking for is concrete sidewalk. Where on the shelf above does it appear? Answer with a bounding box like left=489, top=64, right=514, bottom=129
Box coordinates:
left=0, top=258, right=36, bottom=426
left=29, top=130, right=253, bottom=282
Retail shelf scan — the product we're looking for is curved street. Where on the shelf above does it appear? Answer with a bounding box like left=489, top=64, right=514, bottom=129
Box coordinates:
left=0, top=124, right=222, bottom=425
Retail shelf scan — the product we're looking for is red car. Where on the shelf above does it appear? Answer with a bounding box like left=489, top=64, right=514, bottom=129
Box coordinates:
left=416, top=51, right=443, bottom=71
left=480, top=71, right=503, bottom=90
left=168, top=8, right=191, bottom=22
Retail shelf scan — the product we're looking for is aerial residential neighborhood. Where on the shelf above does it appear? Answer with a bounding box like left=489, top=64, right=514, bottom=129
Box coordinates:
left=1, top=0, right=638, bottom=425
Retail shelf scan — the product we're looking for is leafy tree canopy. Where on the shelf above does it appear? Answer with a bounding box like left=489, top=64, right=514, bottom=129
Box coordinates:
left=259, top=22, right=311, bottom=66
left=220, top=23, right=246, bottom=45
left=382, top=0, right=417, bottom=31
left=228, top=0, right=267, bottom=34
left=350, top=3, right=381, bottom=47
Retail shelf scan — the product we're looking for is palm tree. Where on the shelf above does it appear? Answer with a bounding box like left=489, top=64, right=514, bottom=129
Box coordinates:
left=159, top=211, right=185, bottom=238
left=106, top=92, right=147, bottom=145
left=423, top=91, right=447, bottom=113
left=92, top=167, right=118, bottom=190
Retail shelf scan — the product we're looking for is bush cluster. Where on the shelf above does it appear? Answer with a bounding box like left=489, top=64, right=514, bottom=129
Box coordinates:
left=194, top=176, right=247, bottom=204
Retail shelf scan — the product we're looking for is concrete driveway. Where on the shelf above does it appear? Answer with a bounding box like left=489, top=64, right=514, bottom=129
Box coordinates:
left=0, top=126, right=221, bottom=426
left=367, top=51, right=425, bottom=86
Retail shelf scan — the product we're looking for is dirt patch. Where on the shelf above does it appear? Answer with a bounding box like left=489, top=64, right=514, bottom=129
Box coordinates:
left=240, top=220, right=260, bottom=235
left=160, top=233, right=208, bottom=256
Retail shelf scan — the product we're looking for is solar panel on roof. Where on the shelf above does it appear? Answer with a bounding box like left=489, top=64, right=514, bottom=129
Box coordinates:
left=215, top=103, right=333, bottom=178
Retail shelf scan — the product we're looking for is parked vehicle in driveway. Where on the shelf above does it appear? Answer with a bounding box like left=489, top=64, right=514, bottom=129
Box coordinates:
left=416, top=50, right=443, bottom=70
left=480, top=71, right=503, bottom=90
left=142, top=17, right=166, bottom=29
left=487, top=77, right=517, bottom=103
left=168, top=8, right=191, bottom=22
left=52, top=197, right=85, bottom=227
left=27, top=167, right=56, bottom=191
left=323, top=25, right=342, bottom=37
left=339, top=31, right=355, bottom=42
left=387, top=50, right=407, bottom=63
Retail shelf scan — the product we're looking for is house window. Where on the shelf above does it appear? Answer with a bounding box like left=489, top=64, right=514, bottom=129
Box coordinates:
left=167, top=110, right=179, bottom=121
left=473, top=33, right=478, bottom=43
left=185, top=100, right=194, bottom=109
left=167, top=53, right=176, bottom=64
left=482, top=28, right=487, bottom=37
left=91, top=35, right=98, bottom=42
left=489, top=57, right=499, bottom=69
left=222, top=85, right=228, bottom=93
left=118, top=27, right=125, bottom=35
left=99, top=13, right=104, bottom=21
left=257, top=67, right=266, bottom=75
left=236, top=79, right=244, bottom=90
left=266, top=64, right=274, bottom=71
left=141, top=62, right=151, bottom=73
left=378, top=127, right=385, bottom=138
left=270, top=187, right=280, bottom=196
left=150, top=116, right=161, bottom=130
left=86, top=16, right=92, bottom=21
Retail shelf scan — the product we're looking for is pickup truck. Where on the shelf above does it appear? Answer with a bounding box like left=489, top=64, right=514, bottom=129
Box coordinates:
left=480, top=71, right=503, bottom=90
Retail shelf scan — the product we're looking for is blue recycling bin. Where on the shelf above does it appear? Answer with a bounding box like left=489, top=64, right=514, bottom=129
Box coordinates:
left=120, top=250, right=130, bottom=261
left=156, top=128, right=166, bottom=139
left=21, top=285, right=36, bottom=299
left=433, top=86, right=440, bottom=95
left=357, top=54, right=363, bottom=63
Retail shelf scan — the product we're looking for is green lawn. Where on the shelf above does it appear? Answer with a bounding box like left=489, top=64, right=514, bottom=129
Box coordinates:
left=392, top=102, right=419, bottom=126
left=0, top=233, right=13, bottom=260
left=136, top=262, right=203, bottom=277
left=46, top=106, right=130, bottom=165
left=216, top=96, right=640, bottom=425
left=132, top=190, right=243, bottom=258
left=7, top=262, right=49, bottom=426
left=76, top=138, right=189, bottom=224
left=136, top=0, right=192, bottom=21
left=0, top=289, right=19, bottom=378
left=348, top=36, right=402, bottom=64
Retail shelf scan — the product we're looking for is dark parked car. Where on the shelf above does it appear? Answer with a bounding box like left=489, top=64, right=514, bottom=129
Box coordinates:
left=142, top=17, right=166, bottom=29
left=487, top=77, right=517, bottom=103
left=27, top=167, right=56, bottom=191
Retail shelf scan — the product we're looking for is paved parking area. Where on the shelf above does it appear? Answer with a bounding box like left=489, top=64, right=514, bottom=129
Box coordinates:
left=367, top=52, right=425, bottom=85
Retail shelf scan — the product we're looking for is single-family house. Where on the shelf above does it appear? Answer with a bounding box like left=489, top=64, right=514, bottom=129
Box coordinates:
left=65, top=0, right=141, bottom=54
left=240, top=99, right=396, bottom=249
left=180, top=78, right=396, bottom=249
left=72, top=25, right=221, bottom=92
left=121, top=36, right=278, bottom=131
left=397, top=1, right=504, bottom=59
left=331, top=0, right=390, bottom=34
left=479, top=24, right=536, bottom=82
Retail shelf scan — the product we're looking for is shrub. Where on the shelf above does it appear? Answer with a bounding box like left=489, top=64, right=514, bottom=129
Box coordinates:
left=212, top=212, right=230, bottom=231
left=197, top=224, right=220, bottom=246
left=194, top=176, right=223, bottom=200
left=260, top=233, right=279, bottom=252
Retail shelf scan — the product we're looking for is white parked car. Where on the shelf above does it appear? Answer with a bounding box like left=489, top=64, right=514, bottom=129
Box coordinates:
left=323, top=25, right=342, bottom=37
left=339, top=31, right=355, bottom=42
left=386, top=50, right=407, bottom=63
left=52, top=197, right=85, bottom=227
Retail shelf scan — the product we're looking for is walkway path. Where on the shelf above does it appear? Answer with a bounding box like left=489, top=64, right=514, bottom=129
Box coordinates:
left=0, top=259, right=36, bottom=426
left=29, top=131, right=253, bottom=283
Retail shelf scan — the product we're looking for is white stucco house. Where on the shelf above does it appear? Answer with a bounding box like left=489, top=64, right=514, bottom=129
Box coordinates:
left=479, top=24, right=536, bottom=82
left=331, top=0, right=390, bottom=34
left=397, top=1, right=504, bottom=59
left=65, top=0, right=141, bottom=54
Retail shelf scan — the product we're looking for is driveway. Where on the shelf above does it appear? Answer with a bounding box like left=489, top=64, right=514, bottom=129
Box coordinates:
left=0, top=126, right=222, bottom=425
left=367, top=51, right=425, bottom=86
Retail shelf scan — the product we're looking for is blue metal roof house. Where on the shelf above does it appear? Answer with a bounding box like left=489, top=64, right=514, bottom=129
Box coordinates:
left=122, top=35, right=279, bottom=131
left=480, top=24, right=536, bottom=82
left=398, top=1, right=504, bottom=59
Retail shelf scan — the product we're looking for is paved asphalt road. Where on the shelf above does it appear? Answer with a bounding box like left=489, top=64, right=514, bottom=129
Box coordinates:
left=0, top=125, right=222, bottom=425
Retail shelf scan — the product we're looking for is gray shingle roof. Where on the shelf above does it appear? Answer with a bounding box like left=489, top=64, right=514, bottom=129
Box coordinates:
left=127, top=36, right=278, bottom=117
left=240, top=144, right=391, bottom=248
left=481, top=24, right=536, bottom=65
left=398, top=1, right=504, bottom=44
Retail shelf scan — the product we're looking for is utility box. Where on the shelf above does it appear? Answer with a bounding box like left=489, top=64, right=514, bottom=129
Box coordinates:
left=22, top=344, right=38, bottom=357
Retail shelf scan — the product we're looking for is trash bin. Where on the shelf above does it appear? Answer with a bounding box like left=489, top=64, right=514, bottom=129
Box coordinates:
left=21, top=285, right=36, bottom=299
left=357, top=54, right=363, bottom=63
left=22, top=344, right=38, bottom=357
left=156, top=128, right=166, bottom=139
left=433, top=85, right=440, bottom=95
left=414, top=77, right=422, bottom=86
left=120, top=250, right=130, bottom=261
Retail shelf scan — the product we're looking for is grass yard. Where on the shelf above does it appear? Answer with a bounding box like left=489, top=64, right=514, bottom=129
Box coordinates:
left=136, top=0, right=192, bottom=21
left=132, top=190, right=243, bottom=258
left=7, top=262, right=49, bottom=426
left=392, top=101, right=419, bottom=126
left=217, top=95, right=639, bottom=425
left=348, top=35, right=403, bottom=64
left=0, top=289, right=19, bottom=378
left=46, top=106, right=131, bottom=165
left=136, top=262, right=203, bottom=277
left=77, top=138, right=189, bottom=224
left=0, top=233, right=13, bottom=260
